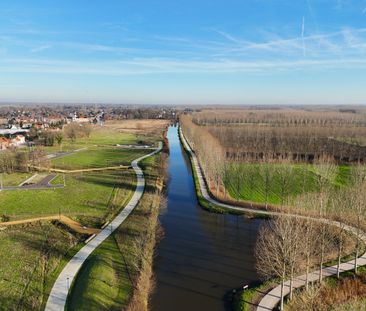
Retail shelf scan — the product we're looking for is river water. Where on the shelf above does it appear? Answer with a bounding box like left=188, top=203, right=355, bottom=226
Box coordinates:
left=151, top=126, right=262, bottom=311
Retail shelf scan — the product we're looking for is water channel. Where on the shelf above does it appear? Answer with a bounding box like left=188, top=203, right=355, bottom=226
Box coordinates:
left=151, top=125, right=262, bottom=311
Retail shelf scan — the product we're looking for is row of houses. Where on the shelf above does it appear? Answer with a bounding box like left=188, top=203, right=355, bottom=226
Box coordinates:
left=0, top=135, right=26, bottom=150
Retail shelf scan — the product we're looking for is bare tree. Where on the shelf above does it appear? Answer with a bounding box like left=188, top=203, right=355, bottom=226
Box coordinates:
left=350, top=165, right=366, bottom=274
left=255, top=216, right=303, bottom=310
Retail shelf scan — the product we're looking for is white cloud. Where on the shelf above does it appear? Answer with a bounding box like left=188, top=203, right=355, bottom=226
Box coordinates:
left=30, top=44, right=52, bottom=53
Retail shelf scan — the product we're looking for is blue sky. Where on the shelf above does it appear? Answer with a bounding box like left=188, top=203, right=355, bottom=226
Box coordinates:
left=0, top=0, right=366, bottom=105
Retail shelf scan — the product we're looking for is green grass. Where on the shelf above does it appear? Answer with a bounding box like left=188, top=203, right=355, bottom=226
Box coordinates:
left=66, top=236, right=131, bottom=311
left=233, top=281, right=274, bottom=311
left=0, top=172, right=34, bottom=187
left=43, top=126, right=150, bottom=154
left=224, top=163, right=353, bottom=205
left=0, top=222, right=84, bottom=311
left=51, top=147, right=149, bottom=170
left=0, top=169, right=136, bottom=226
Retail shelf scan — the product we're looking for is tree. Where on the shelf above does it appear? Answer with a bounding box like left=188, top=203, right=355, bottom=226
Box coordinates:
left=55, top=132, right=63, bottom=151
left=312, top=158, right=336, bottom=282
left=64, top=123, right=78, bottom=142
left=255, top=216, right=303, bottom=310
left=349, top=165, right=366, bottom=274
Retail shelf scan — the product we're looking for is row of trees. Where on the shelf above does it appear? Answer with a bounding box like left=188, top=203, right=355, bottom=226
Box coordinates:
left=255, top=167, right=366, bottom=310
left=0, top=147, right=50, bottom=174
left=192, top=108, right=366, bottom=126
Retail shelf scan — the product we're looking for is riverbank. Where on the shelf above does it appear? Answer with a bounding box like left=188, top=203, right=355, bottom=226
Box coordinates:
left=179, top=126, right=273, bottom=218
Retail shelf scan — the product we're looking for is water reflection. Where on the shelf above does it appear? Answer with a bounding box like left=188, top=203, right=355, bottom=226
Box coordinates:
left=151, top=125, right=262, bottom=311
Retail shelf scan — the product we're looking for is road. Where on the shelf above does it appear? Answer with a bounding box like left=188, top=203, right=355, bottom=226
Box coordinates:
left=44, top=142, right=162, bottom=311
left=1, top=174, right=63, bottom=191
left=180, top=128, right=366, bottom=311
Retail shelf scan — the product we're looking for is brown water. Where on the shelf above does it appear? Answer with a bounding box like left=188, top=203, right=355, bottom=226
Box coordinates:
left=151, top=125, right=262, bottom=311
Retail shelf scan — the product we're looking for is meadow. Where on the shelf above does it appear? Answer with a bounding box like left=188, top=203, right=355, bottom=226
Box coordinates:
left=51, top=148, right=150, bottom=170
left=224, top=163, right=352, bottom=205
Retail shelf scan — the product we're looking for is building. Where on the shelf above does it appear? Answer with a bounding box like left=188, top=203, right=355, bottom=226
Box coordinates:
left=11, top=134, right=26, bottom=146
left=0, top=137, right=10, bottom=150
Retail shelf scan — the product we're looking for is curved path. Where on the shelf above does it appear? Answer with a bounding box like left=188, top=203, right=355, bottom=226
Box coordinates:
left=45, top=142, right=162, bottom=311
left=0, top=215, right=100, bottom=235
left=180, top=128, right=366, bottom=311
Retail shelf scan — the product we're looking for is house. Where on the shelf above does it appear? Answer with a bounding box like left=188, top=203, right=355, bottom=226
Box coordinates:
left=0, top=137, right=10, bottom=150
left=11, top=134, right=26, bottom=147
left=0, top=118, right=8, bottom=127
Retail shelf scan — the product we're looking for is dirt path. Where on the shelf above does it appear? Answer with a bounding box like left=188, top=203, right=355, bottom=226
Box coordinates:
left=30, top=165, right=130, bottom=174
left=0, top=215, right=101, bottom=235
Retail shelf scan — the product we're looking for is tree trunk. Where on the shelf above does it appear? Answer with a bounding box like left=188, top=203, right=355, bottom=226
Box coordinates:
left=305, top=255, right=310, bottom=290
left=337, top=243, right=342, bottom=278
left=280, top=266, right=286, bottom=311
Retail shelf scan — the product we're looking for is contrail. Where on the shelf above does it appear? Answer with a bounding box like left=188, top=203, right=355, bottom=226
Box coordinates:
left=301, top=16, right=306, bottom=57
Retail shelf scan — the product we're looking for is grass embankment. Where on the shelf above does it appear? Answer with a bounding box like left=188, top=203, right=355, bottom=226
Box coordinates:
left=67, top=152, right=166, bottom=311
left=178, top=127, right=231, bottom=214
left=0, top=222, right=86, bottom=311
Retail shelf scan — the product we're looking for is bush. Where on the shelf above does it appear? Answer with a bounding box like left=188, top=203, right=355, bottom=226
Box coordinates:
left=0, top=215, right=10, bottom=222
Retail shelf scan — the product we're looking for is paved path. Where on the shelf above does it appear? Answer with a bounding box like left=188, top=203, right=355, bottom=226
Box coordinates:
left=180, top=128, right=366, bottom=311
left=44, top=142, right=162, bottom=311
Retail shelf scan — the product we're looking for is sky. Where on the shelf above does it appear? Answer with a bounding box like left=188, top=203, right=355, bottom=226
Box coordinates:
left=0, top=0, right=366, bottom=105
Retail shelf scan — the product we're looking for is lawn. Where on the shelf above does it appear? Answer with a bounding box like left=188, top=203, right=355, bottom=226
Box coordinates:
left=0, top=169, right=136, bottom=226
left=51, top=147, right=150, bottom=170
left=224, top=163, right=353, bottom=205
left=0, top=172, right=33, bottom=187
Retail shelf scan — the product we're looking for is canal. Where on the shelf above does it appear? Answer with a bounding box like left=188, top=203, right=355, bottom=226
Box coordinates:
left=151, top=125, right=262, bottom=311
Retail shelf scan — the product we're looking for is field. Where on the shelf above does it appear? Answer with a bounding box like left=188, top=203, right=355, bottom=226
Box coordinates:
left=1, top=173, right=34, bottom=187
left=224, top=163, right=352, bottom=205
left=0, top=222, right=84, bottom=311
left=0, top=120, right=167, bottom=311
left=0, top=170, right=136, bottom=226
left=51, top=148, right=149, bottom=170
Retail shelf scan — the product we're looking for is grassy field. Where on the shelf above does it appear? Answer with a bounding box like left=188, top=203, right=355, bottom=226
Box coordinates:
left=43, top=123, right=160, bottom=154
left=0, top=120, right=166, bottom=311
left=0, top=169, right=136, bottom=226
left=1, top=172, right=34, bottom=187
left=224, top=163, right=353, bottom=205
left=0, top=222, right=84, bottom=311
left=51, top=148, right=149, bottom=170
